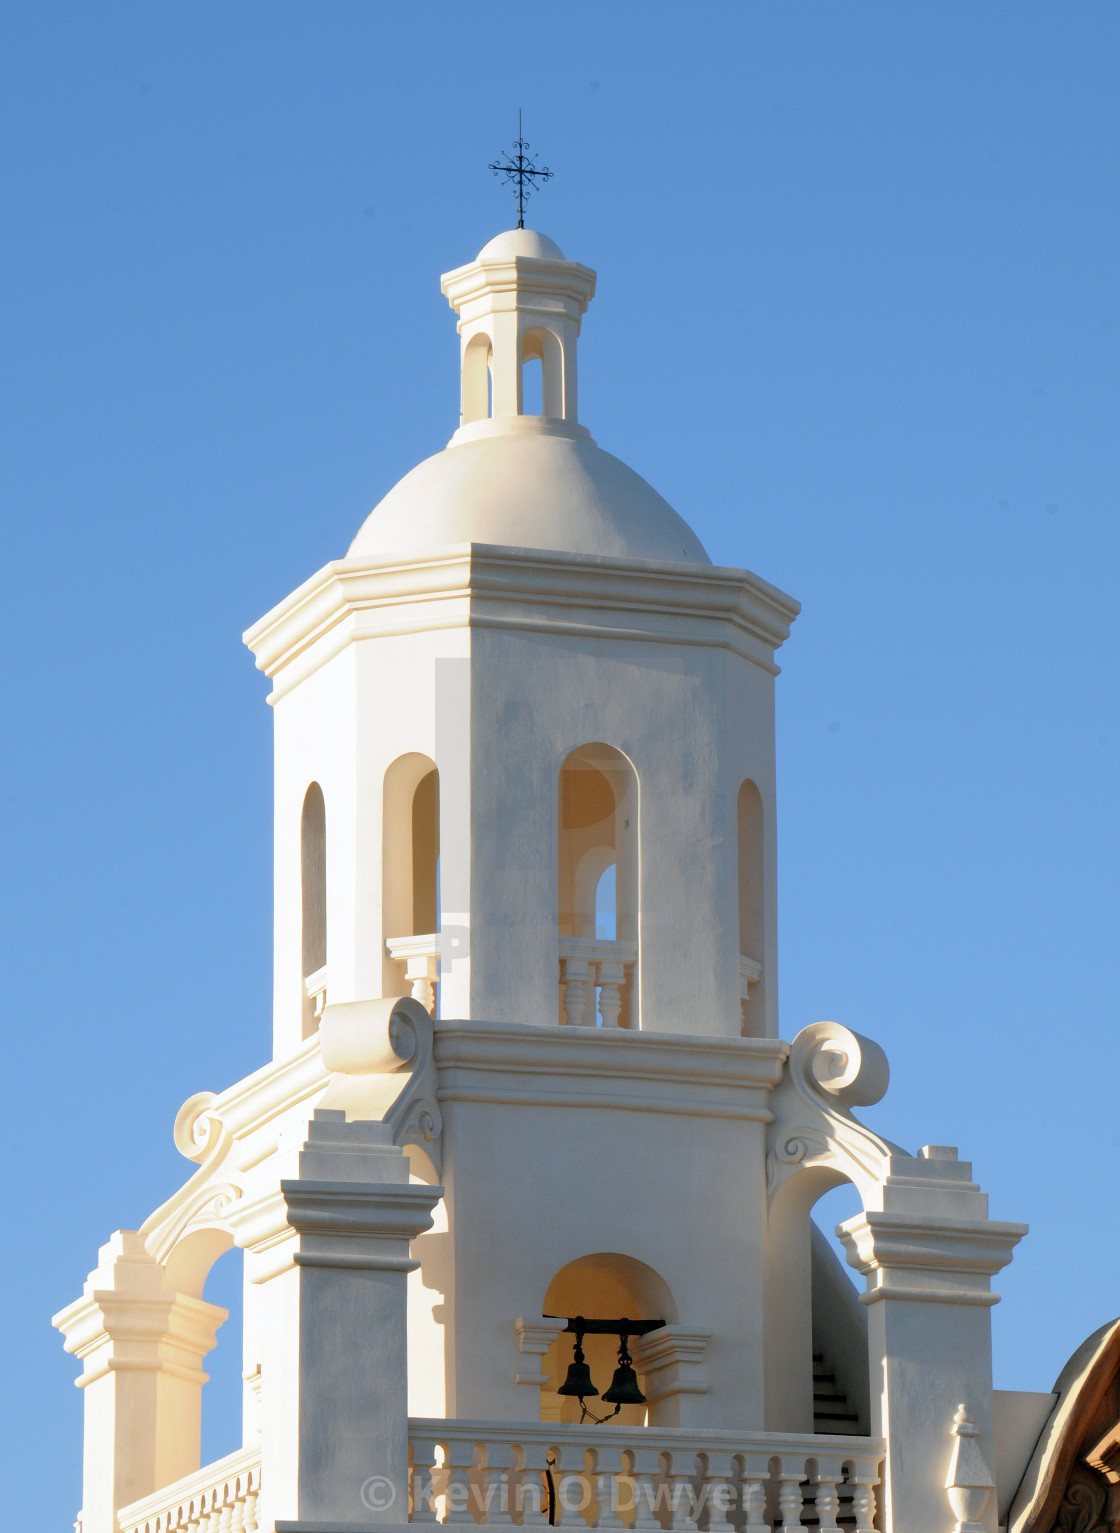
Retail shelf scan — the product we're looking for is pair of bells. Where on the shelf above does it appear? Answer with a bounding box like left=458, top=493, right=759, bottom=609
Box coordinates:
left=557, top=1327, right=646, bottom=1407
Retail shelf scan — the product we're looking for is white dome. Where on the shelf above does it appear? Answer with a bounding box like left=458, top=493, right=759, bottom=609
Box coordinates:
left=349, top=432, right=710, bottom=565
left=477, top=228, right=565, bottom=260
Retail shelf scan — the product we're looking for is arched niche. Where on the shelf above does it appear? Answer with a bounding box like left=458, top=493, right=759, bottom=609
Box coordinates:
left=764, top=1167, right=870, bottom=1437
left=300, top=782, right=326, bottom=1038
left=737, top=779, right=764, bottom=1036
left=557, top=744, right=640, bottom=1026
left=522, top=326, right=564, bottom=418
left=383, top=753, right=441, bottom=1009
left=540, top=1253, right=677, bottom=1426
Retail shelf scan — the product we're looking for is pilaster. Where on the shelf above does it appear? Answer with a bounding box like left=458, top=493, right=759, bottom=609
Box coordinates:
left=839, top=1191, right=1025, bottom=1533
left=229, top=1110, right=442, bottom=1532
left=630, top=1326, right=712, bottom=1427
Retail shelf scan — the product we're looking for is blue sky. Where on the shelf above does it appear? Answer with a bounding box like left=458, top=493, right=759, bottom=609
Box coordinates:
left=2, top=3, right=1117, bottom=1521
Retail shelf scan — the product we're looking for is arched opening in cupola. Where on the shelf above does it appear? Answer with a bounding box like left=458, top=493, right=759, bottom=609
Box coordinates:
left=557, top=744, right=639, bottom=1027
left=737, top=779, right=765, bottom=1036
left=300, top=782, right=326, bottom=1038
left=539, top=1253, right=677, bottom=1427
left=522, top=327, right=564, bottom=417
left=383, top=753, right=441, bottom=1016
left=461, top=331, right=493, bottom=424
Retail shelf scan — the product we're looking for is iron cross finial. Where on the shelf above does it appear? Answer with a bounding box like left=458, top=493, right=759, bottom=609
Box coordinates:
left=488, top=111, right=553, bottom=230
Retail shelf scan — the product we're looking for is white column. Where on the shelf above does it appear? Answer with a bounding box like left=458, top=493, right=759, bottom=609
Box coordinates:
left=52, top=1231, right=226, bottom=1533
left=230, top=1110, right=442, bottom=1531
left=839, top=1202, right=1024, bottom=1533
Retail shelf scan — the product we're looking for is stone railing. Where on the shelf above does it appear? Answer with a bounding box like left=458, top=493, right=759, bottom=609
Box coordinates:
left=387, top=932, right=441, bottom=1016
left=408, top=1420, right=882, bottom=1529
left=558, top=938, right=638, bottom=1027
left=116, top=1445, right=261, bottom=1533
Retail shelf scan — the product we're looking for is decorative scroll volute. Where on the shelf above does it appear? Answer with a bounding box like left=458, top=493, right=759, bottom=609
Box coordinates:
left=766, top=1020, right=896, bottom=1205
left=318, top=994, right=443, bottom=1172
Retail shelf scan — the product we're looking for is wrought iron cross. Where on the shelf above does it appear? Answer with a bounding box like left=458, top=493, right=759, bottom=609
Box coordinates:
left=488, top=112, right=552, bottom=229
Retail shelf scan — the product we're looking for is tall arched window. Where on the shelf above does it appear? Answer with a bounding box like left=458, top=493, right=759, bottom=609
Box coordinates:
left=737, top=779, right=764, bottom=1036
left=557, top=744, right=639, bottom=1027
left=300, top=782, right=326, bottom=1038
left=383, top=754, right=441, bottom=1015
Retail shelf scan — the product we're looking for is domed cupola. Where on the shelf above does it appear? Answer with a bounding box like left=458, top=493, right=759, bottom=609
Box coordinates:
left=350, top=228, right=710, bottom=565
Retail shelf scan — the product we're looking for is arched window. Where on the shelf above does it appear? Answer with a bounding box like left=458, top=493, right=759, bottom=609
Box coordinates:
left=557, top=744, right=639, bottom=1027
left=300, top=783, right=326, bottom=1038
left=737, top=779, right=764, bottom=1036
left=383, top=754, right=441, bottom=1015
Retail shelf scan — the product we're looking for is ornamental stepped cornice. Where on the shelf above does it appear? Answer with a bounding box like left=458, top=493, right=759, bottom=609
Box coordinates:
left=245, top=541, right=801, bottom=701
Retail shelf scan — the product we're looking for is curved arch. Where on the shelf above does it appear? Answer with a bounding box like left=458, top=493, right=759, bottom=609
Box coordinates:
left=163, top=1225, right=235, bottom=1300
left=540, top=1252, right=678, bottom=1427
left=301, top=782, right=326, bottom=1037
left=763, top=1023, right=891, bottom=1433
left=462, top=331, right=493, bottom=424
left=764, top=1167, right=870, bottom=1435
left=522, top=326, right=565, bottom=417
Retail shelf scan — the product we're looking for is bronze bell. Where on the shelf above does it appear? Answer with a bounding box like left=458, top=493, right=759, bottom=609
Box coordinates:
left=601, top=1361, right=646, bottom=1406
left=557, top=1326, right=598, bottom=1399
left=557, top=1357, right=599, bottom=1399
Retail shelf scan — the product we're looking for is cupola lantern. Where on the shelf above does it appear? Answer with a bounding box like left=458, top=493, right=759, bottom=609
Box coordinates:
left=441, top=228, right=596, bottom=436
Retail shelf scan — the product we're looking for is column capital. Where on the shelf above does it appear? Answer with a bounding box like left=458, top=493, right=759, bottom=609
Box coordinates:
left=839, top=1210, right=1027, bottom=1307
left=53, top=1230, right=226, bottom=1388
left=228, top=1112, right=443, bottom=1282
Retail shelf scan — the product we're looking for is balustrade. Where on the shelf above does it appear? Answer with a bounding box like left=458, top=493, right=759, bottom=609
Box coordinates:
left=558, top=938, right=637, bottom=1028
left=116, top=1446, right=260, bottom=1533
left=387, top=932, right=442, bottom=1016
left=408, top=1420, right=881, bottom=1529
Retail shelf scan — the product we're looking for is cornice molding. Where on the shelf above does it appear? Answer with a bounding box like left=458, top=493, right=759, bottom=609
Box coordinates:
left=433, top=1019, right=787, bottom=1121
left=244, top=543, right=801, bottom=701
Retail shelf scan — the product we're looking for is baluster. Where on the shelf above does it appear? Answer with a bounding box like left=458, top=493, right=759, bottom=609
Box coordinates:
left=487, top=1443, right=521, bottom=1528
left=776, top=1461, right=805, bottom=1533
left=657, top=1451, right=695, bottom=1532
left=443, top=1440, right=475, bottom=1526
left=561, top=957, right=593, bottom=1027
left=516, top=1442, right=552, bottom=1526
left=241, top=1488, right=259, bottom=1533
left=591, top=1443, right=627, bottom=1531
left=624, top=1448, right=663, bottom=1533
left=411, top=1437, right=441, bottom=1524
left=229, top=1494, right=245, bottom=1533
left=739, top=1468, right=769, bottom=1533
left=696, top=1453, right=736, bottom=1533
left=810, top=1459, right=841, bottom=1533
left=848, top=1469, right=877, bottom=1533
left=217, top=1490, right=235, bottom=1533
left=596, top=959, right=625, bottom=1028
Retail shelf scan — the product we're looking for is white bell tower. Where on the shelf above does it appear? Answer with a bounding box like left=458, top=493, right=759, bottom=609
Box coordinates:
left=56, top=223, right=1028, bottom=1533
left=245, top=225, right=800, bottom=1057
